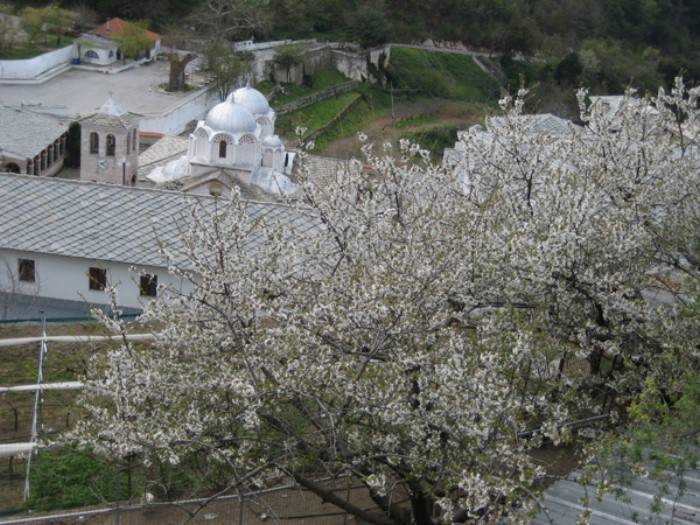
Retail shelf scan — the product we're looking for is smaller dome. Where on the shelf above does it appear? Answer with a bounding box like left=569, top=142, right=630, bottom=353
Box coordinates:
left=205, top=101, right=256, bottom=134
left=229, top=87, right=270, bottom=116
left=262, top=135, right=283, bottom=148
left=99, top=95, right=126, bottom=116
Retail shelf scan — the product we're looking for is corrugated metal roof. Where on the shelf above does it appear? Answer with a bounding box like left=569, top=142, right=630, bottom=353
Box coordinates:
left=0, top=173, right=319, bottom=268
left=537, top=458, right=700, bottom=524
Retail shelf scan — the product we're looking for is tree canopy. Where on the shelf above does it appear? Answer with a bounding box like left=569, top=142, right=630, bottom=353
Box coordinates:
left=110, top=19, right=153, bottom=62
left=74, top=80, right=700, bottom=524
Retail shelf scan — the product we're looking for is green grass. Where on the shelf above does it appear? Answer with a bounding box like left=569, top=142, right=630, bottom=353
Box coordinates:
left=256, top=80, right=276, bottom=98
left=388, top=47, right=500, bottom=103
left=313, top=85, right=393, bottom=150
left=271, top=69, right=350, bottom=107
left=500, top=56, right=549, bottom=90
left=277, top=91, right=361, bottom=139
left=401, top=125, right=459, bottom=161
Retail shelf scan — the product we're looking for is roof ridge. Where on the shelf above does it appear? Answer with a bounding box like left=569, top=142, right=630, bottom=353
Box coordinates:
left=0, top=172, right=302, bottom=209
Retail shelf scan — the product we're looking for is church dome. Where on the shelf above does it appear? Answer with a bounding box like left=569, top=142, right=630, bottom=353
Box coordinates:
left=205, top=100, right=257, bottom=134
left=228, top=87, right=270, bottom=116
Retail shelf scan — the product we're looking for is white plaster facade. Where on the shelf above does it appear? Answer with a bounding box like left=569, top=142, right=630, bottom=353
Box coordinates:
left=0, top=44, right=73, bottom=80
left=0, top=248, right=189, bottom=311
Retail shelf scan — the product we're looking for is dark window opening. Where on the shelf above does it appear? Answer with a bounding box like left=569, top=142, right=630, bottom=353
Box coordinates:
left=219, top=140, right=227, bottom=158
left=140, top=274, right=157, bottom=297
left=4, top=162, right=20, bottom=174
left=89, top=267, right=107, bottom=291
left=90, top=132, right=99, bottom=154
left=106, top=134, right=116, bottom=156
left=18, top=259, right=35, bottom=283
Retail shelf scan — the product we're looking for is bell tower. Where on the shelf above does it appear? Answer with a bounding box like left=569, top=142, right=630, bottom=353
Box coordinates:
left=80, top=95, right=140, bottom=185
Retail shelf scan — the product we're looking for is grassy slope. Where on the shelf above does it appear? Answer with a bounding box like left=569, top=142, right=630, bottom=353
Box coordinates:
left=259, top=69, right=350, bottom=107
left=274, top=69, right=349, bottom=106
left=276, top=49, right=500, bottom=154
left=388, top=47, right=500, bottom=102
left=276, top=91, right=360, bottom=139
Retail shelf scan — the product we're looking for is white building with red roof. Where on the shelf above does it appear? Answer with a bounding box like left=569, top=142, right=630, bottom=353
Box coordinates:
left=78, top=17, right=161, bottom=66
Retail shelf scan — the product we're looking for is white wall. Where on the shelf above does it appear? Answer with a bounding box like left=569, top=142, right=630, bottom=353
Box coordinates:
left=0, top=44, right=74, bottom=80
left=81, top=46, right=115, bottom=66
left=0, top=248, right=191, bottom=310
left=140, top=87, right=220, bottom=136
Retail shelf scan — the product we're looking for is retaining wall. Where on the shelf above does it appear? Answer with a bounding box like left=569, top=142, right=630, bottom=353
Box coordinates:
left=304, top=93, right=364, bottom=144
left=140, top=86, right=219, bottom=136
left=0, top=44, right=74, bottom=80
left=277, top=81, right=359, bottom=115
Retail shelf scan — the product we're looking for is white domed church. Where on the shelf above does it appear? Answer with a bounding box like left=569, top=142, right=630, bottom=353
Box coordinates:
left=147, top=86, right=296, bottom=197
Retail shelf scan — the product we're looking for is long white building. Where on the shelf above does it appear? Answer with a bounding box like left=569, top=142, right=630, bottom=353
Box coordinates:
left=0, top=173, right=312, bottom=321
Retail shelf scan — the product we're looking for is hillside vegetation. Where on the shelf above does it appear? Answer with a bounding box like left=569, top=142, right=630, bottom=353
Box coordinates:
left=34, top=0, right=700, bottom=93
left=275, top=50, right=494, bottom=157
left=386, top=47, right=499, bottom=102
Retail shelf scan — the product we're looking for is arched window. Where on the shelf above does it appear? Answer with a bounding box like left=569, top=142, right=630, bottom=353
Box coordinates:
left=106, top=134, right=116, bottom=156
left=84, top=49, right=99, bottom=60
left=90, top=132, right=99, bottom=154
left=4, top=163, right=20, bottom=174
left=33, top=156, right=39, bottom=175
left=53, top=140, right=59, bottom=161
left=218, top=140, right=227, bottom=159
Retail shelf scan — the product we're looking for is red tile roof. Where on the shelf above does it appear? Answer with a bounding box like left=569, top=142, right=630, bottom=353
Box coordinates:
left=93, top=18, right=160, bottom=42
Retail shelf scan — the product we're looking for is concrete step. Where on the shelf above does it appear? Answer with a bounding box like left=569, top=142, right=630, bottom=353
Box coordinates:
left=0, top=61, right=72, bottom=85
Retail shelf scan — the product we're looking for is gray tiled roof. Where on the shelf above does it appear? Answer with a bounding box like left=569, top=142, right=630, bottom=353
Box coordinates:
left=0, top=105, right=69, bottom=158
left=0, top=173, right=319, bottom=268
left=487, top=113, right=576, bottom=136
left=137, top=135, right=189, bottom=178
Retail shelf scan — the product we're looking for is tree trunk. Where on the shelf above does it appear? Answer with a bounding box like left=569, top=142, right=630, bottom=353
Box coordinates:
left=406, top=484, right=436, bottom=525
left=168, top=53, right=196, bottom=92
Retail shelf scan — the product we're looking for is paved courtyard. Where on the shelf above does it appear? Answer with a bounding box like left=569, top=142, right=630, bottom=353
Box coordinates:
left=0, top=60, right=202, bottom=119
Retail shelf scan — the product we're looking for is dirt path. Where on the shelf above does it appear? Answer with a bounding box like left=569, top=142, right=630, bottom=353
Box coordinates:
left=320, top=99, right=486, bottom=159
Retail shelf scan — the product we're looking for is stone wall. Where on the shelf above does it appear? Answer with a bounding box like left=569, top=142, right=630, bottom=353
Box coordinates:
left=276, top=81, right=359, bottom=115
left=303, top=45, right=334, bottom=76
left=234, top=39, right=316, bottom=52
left=331, top=45, right=391, bottom=83
left=0, top=44, right=74, bottom=80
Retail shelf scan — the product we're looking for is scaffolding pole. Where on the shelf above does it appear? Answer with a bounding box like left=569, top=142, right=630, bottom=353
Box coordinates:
left=23, top=315, right=47, bottom=502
